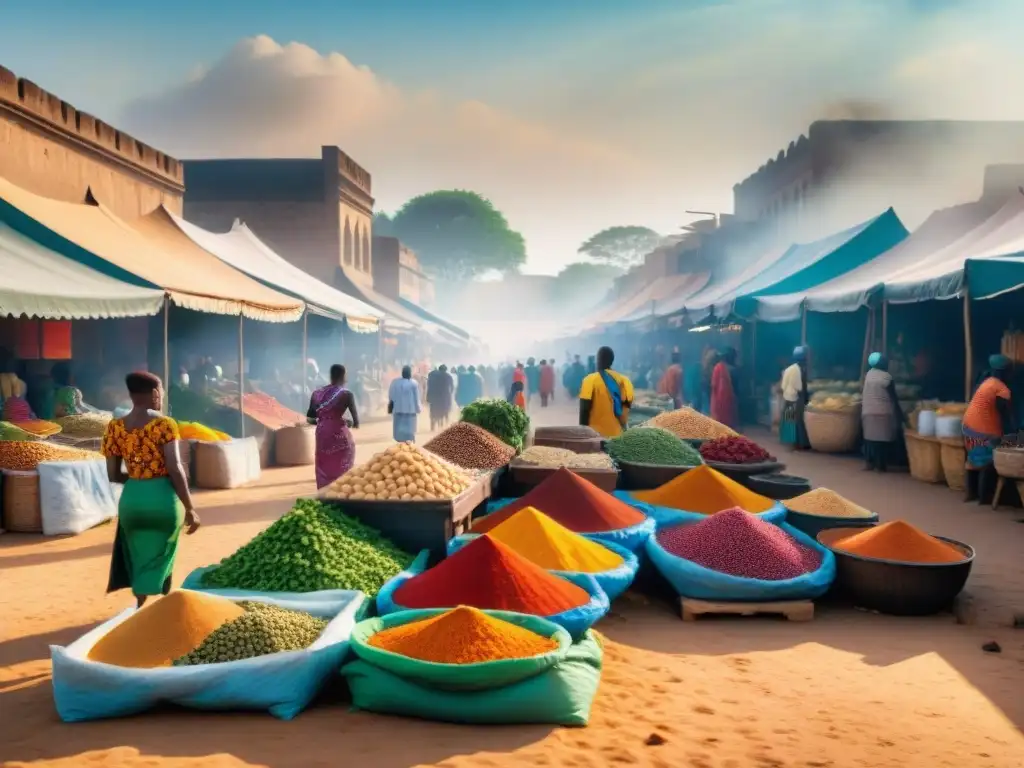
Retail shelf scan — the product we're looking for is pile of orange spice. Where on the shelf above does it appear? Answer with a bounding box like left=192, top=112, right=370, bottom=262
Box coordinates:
left=831, top=521, right=965, bottom=564
left=368, top=606, right=558, bottom=664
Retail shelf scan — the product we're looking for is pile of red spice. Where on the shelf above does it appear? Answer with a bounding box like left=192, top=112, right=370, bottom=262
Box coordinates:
left=472, top=467, right=646, bottom=534
left=655, top=507, right=821, bottom=580
left=392, top=535, right=591, bottom=614
left=699, top=436, right=774, bottom=464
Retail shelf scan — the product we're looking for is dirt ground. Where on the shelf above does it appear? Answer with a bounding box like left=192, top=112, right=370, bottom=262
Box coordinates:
left=2, top=405, right=1023, bottom=768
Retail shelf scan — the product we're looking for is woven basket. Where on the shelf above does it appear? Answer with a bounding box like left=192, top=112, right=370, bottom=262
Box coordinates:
left=938, top=438, right=966, bottom=491
left=803, top=406, right=861, bottom=453
left=905, top=430, right=944, bottom=484
left=3, top=470, right=42, bottom=533
left=274, top=424, right=316, bottom=466
left=993, top=446, right=1024, bottom=480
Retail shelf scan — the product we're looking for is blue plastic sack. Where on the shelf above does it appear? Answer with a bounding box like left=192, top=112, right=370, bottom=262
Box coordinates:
left=181, top=565, right=372, bottom=618
left=480, top=492, right=656, bottom=553
left=645, top=520, right=835, bottom=601
left=375, top=558, right=610, bottom=641
left=51, top=589, right=366, bottom=722
left=446, top=535, right=639, bottom=602
left=627, top=497, right=787, bottom=529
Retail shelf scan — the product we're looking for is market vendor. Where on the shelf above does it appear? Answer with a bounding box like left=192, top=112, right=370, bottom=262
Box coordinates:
left=779, top=346, right=810, bottom=450
left=102, top=372, right=200, bottom=608
left=658, top=351, right=684, bottom=409
left=579, top=346, right=633, bottom=438
left=52, top=362, right=98, bottom=418
left=963, top=354, right=1016, bottom=504
left=861, top=352, right=904, bottom=472
left=710, top=348, right=739, bottom=429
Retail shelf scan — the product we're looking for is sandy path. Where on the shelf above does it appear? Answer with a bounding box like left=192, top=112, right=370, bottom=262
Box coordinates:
left=2, top=406, right=1023, bottom=767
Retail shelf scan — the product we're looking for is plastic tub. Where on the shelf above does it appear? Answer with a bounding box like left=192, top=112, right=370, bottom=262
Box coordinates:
left=816, top=526, right=974, bottom=615
left=917, top=410, right=937, bottom=437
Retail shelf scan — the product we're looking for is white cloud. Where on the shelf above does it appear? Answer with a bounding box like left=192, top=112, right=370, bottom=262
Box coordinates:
left=120, top=0, right=1024, bottom=274
left=121, top=36, right=652, bottom=274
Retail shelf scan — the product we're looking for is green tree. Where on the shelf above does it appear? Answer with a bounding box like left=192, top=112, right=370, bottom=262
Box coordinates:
left=390, top=190, right=527, bottom=280
left=578, top=225, right=663, bottom=269
left=372, top=211, right=395, bottom=236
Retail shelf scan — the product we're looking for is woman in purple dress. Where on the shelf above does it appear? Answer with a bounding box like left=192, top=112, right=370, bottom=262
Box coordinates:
left=307, top=364, right=359, bottom=489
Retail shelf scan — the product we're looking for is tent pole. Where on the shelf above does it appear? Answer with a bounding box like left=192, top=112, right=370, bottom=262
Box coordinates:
left=238, top=313, right=246, bottom=439
left=860, top=307, right=874, bottom=382
left=162, top=294, right=170, bottom=416
left=963, top=291, right=973, bottom=402
left=881, top=300, right=888, bottom=355
left=800, top=303, right=808, bottom=346
left=301, top=309, right=309, bottom=401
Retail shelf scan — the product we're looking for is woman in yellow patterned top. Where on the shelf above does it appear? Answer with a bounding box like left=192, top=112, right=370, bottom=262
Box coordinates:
left=102, top=372, right=199, bottom=607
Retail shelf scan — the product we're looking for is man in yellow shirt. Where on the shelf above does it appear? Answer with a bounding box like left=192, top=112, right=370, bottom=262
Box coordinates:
left=579, top=346, right=634, bottom=438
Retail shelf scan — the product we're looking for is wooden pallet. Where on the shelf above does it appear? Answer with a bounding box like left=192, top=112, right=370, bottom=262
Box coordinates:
left=680, top=598, right=814, bottom=622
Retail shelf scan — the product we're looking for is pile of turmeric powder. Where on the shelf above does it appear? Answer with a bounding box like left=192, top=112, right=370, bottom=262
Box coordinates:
left=87, top=591, right=244, bottom=668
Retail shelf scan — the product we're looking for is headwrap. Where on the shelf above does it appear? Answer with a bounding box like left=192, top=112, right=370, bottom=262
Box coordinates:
left=989, top=354, right=1011, bottom=371
left=868, top=352, right=882, bottom=368
left=793, top=346, right=807, bottom=361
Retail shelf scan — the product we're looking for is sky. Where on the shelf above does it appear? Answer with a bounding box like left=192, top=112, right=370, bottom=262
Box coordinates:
left=2, top=0, right=1023, bottom=274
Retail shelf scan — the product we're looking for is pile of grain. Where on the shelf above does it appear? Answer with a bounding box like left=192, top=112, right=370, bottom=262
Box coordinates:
left=517, top=445, right=615, bottom=470
left=54, top=413, right=111, bottom=438
left=424, top=422, right=515, bottom=470
left=0, top=441, right=101, bottom=471
left=786, top=488, right=874, bottom=519
left=643, top=408, right=737, bottom=440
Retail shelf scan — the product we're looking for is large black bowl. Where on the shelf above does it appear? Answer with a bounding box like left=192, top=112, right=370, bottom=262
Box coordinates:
left=816, top=526, right=975, bottom=616
left=787, top=507, right=879, bottom=538
left=704, top=459, right=785, bottom=480
left=616, top=460, right=698, bottom=491
left=743, top=472, right=811, bottom=501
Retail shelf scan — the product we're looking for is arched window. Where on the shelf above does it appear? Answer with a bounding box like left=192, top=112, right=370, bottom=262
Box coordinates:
left=354, top=222, right=363, bottom=270
left=361, top=229, right=371, bottom=272
left=343, top=217, right=353, bottom=266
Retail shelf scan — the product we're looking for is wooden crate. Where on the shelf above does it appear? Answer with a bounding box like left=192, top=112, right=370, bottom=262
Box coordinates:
left=679, top=598, right=814, bottom=622
left=320, top=475, right=492, bottom=565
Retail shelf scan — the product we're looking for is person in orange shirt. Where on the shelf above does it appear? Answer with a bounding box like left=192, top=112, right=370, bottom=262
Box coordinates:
left=539, top=359, right=556, bottom=407
left=658, top=351, right=683, bottom=409
left=962, top=354, right=1015, bottom=503
left=507, top=379, right=527, bottom=410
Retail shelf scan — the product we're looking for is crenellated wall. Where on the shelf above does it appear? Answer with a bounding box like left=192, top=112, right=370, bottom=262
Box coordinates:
left=0, top=64, right=184, bottom=217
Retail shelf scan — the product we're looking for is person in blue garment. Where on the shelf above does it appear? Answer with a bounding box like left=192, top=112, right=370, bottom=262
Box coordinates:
left=388, top=365, right=422, bottom=443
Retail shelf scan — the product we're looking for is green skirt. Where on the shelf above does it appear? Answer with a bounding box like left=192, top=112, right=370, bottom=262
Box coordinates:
left=107, top=476, right=184, bottom=596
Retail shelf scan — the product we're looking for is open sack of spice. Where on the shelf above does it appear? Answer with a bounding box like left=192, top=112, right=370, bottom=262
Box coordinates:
left=645, top=508, right=835, bottom=601
left=182, top=499, right=420, bottom=603
left=629, top=465, right=786, bottom=528
left=375, top=535, right=609, bottom=641
left=476, top=468, right=655, bottom=553
left=448, top=507, right=639, bottom=601
left=51, top=590, right=366, bottom=722
left=342, top=607, right=603, bottom=726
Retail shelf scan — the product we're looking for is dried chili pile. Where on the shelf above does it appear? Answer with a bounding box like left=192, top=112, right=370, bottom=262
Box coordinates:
left=699, top=436, right=773, bottom=464
left=392, top=535, right=591, bottom=614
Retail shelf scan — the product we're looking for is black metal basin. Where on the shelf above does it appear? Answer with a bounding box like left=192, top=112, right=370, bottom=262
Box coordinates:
left=743, top=472, right=811, bottom=501
left=816, top=526, right=975, bottom=616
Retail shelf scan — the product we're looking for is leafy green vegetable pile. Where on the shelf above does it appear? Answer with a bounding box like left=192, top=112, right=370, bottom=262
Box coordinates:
left=201, top=498, right=415, bottom=595
left=606, top=426, right=703, bottom=466
left=459, top=398, right=531, bottom=453
left=173, top=601, right=328, bottom=665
